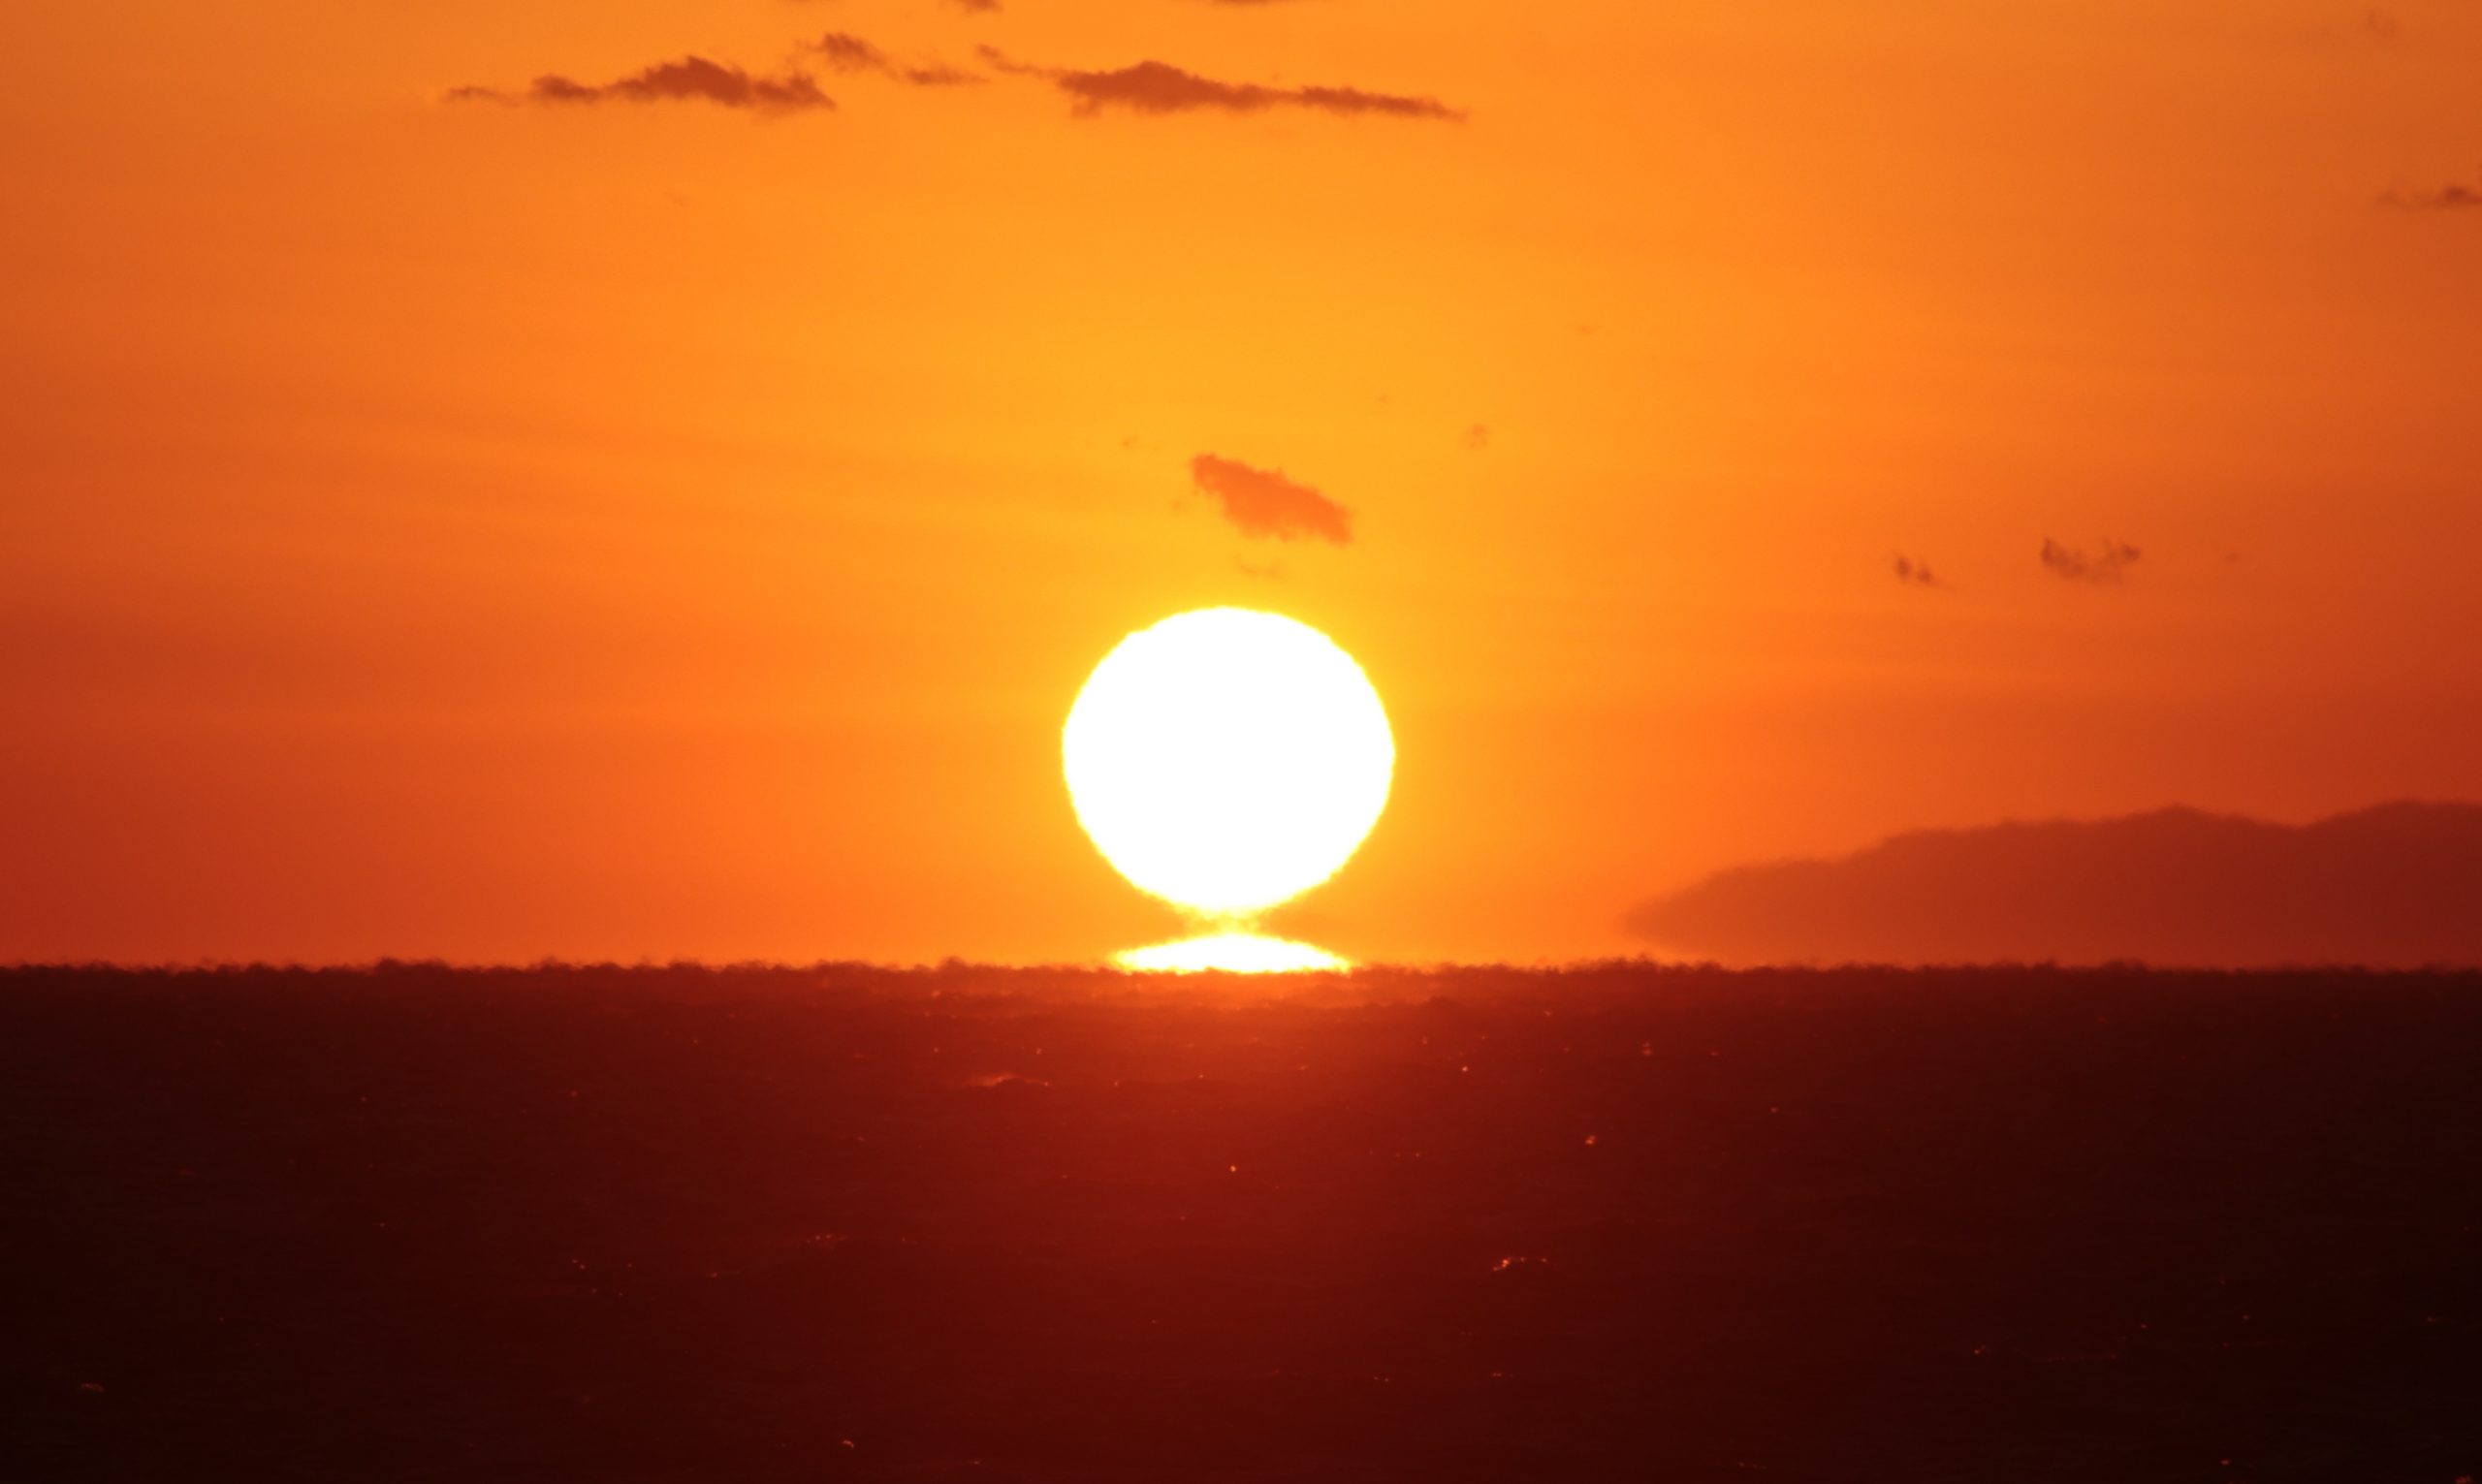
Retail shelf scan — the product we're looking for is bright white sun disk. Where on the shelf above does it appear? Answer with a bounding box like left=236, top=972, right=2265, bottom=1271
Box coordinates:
left=1064, top=608, right=1393, bottom=921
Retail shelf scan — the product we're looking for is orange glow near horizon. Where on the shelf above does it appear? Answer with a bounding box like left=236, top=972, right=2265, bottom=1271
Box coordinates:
left=5, top=0, right=2482, bottom=965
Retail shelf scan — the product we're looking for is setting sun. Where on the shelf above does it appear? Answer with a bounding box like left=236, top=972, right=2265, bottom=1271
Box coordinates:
left=1113, top=931, right=1349, bottom=974
left=15, top=3, right=2482, bottom=1476
left=1064, top=608, right=1394, bottom=923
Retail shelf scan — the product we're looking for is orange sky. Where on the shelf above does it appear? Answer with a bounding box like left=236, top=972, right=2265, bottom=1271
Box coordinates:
left=6, top=0, right=2482, bottom=964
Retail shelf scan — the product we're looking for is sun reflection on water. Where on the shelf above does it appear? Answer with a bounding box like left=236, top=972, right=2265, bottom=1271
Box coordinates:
left=1113, top=932, right=1350, bottom=973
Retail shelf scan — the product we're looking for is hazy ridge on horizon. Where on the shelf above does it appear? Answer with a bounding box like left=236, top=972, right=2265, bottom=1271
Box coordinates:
left=1632, top=800, right=2482, bottom=969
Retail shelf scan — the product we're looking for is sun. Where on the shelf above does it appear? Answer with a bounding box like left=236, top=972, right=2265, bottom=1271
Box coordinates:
left=1064, top=608, right=1394, bottom=922
left=1114, top=932, right=1349, bottom=973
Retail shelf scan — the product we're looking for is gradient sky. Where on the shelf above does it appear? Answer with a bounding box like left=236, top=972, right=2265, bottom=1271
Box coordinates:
left=7, top=0, right=2482, bottom=964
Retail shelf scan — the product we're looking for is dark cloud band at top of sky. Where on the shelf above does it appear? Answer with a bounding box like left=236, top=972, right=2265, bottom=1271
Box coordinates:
left=449, top=56, right=833, bottom=111
left=811, top=32, right=985, bottom=86
left=979, top=47, right=1461, bottom=120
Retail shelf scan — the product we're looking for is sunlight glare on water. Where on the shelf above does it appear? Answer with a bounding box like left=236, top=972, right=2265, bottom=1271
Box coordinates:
left=1113, top=932, right=1351, bottom=973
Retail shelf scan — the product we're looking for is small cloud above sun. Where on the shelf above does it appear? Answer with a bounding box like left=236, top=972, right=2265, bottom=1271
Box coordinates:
left=1189, top=455, right=1352, bottom=546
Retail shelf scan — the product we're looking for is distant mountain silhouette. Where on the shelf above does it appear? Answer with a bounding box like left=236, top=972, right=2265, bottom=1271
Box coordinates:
left=1628, top=802, right=2482, bottom=966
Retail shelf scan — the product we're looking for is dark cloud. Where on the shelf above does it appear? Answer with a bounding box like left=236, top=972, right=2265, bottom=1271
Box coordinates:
left=2040, top=537, right=2141, bottom=584
left=1462, top=424, right=1490, bottom=451
left=1892, top=554, right=1947, bottom=589
left=809, top=32, right=983, bottom=85
left=2382, top=176, right=2482, bottom=211
left=1628, top=802, right=2482, bottom=968
left=1189, top=455, right=1353, bottom=544
left=449, top=56, right=833, bottom=112
left=949, top=0, right=1002, bottom=11
left=978, top=47, right=1461, bottom=120
left=811, top=32, right=887, bottom=71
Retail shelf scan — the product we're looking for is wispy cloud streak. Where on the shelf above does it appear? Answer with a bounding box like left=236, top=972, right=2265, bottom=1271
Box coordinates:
left=2040, top=537, right=2141, bottom=585
left=811, top=32, right=983, bottom=86
left=450, top=56, right=833, bottom=112
left=979, top=47, right=1460, bottom=120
